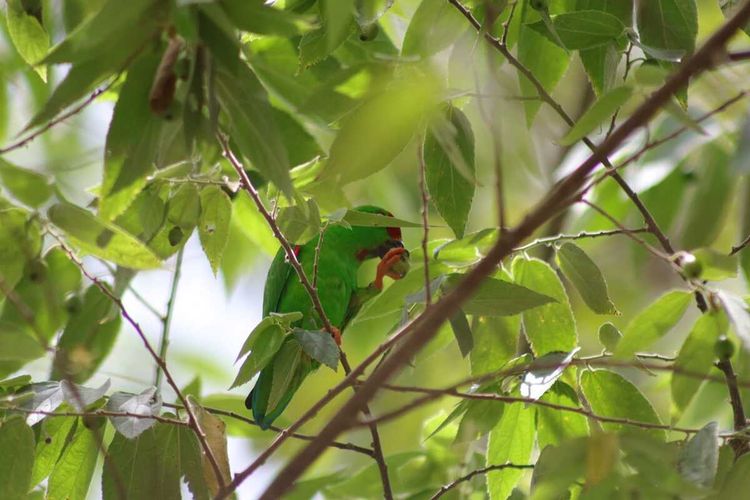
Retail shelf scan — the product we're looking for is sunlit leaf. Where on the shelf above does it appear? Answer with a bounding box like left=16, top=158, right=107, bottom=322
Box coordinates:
left=558, top=86, right=632, bottom=146
left=615, top=290, right=692, bottom=357
left=519, top=348, right=580, bottom=401
left=401, top=0, right=466, bottom=58
left=536, top=382, right=589, bottom=449
left=486, top=401, right=535, bottom=499
left=47, top=417, right=102, bottom=500
left=528, top=10, right=626, bottom=50
left=691, top=248, right=738, bottom=281
left=187, top=396, right=231, bottom=496
left=444, top=273, right=556, bottom=317
left=637, top=0, right=697, bottom=56
left=0, top=417, right=34, bottom=499
left=198, top=186, right=232, bottom=275
left=30, top=417, right=76, bottom=488
left=556, top=242, right=619, bottom=314
left=598, top=322, right=622, bottom=351
left=0, top=159, right=53, bottom=208
left=5, top=0, right=49, bottom=81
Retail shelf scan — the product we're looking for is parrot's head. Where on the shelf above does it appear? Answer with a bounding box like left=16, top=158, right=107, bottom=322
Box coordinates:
left=346, top=205, right=410, bottom=280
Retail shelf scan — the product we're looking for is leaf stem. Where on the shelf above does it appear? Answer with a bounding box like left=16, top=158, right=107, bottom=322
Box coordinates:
left=155, top=246, right=185, bottom=389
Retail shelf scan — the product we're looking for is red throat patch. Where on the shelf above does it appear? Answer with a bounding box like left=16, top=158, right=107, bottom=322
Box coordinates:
left=387, top=226, right=402, bottom=240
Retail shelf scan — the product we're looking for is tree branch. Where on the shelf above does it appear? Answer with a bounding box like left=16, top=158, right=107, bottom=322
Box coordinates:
left=417, top=138, right=432, bottom=304
left=155, top=246, right=184, bottom=389
left=716, top=358, right=750, bottom=457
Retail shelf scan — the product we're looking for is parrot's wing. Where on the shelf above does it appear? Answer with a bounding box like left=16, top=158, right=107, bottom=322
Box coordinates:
left=262, top=247, right=295, bottom=316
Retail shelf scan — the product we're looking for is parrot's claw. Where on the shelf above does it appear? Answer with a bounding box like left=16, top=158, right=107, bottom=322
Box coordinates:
left=374, top=247, right=409, bottom=290
left=330, top=326, right=342, bottom=346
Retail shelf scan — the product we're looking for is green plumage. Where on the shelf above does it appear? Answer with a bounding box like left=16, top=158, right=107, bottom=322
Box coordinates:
left=247, top=206, right=404, bottom=428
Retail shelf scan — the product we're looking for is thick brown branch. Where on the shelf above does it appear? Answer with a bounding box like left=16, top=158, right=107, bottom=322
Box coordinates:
left=716, top=359, right=750, bottom=457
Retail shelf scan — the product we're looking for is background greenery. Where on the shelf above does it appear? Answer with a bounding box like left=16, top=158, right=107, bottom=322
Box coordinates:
left=1, top=0, right=750, bottom=498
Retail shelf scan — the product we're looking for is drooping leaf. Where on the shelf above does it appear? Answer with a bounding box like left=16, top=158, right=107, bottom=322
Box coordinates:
left=556, top=242, right=619, bottom=314
left=598, top=322, right=622, bottom=351
left=512, top=257, right=578, bottom=356
left=444, top=273, right=556, bottom=317
left=231, top=325, right=286, bottom=389
left=5, top=0, right=50, bottom=81
left=0, top=159, right=53, bottom=208
left=615, top=290, right=692, bottom=357
left=30, top=417, right=77, bottom=488
left=293, top=329, right=339, bottom=370
left=434, top=228, right=497, bottom=267
left=52, top=286, right=121, bottom=383
left=672, top=312, right=727, bottom=418
left=60, top=379, right=111, bottom=411
left=17, top=382, right=65, bottom=426
left=448, top=309, right=473, bottom=357
left=401, top=0, right=466, bottom=58
left=318, top=74, right=440, bottom=184
left=678, top=422, right=719, bottom=489
left=636, top=0, right=697, bottom=57
left=558, top=86, right=632, bottom=146
left=48, top=203, right=162, bottom=270
left=0, top=417, right=35, bottom=500
left=528, top=10, right=626, bottom=50
left=717, top=291, right=750, bottom=350
left=424, top=106, right=476, bottom=239
left=680, top=143, right=733, bottom=249
left=581, top=369, right=665, bottom=440
left=198, top=186, right=232, bottom=274
left=517, top=3, right=570, bottom=123
left=106, top=387, right=162, bottom=439
left=486, top=402, right=535, bottom=500
left=215, top=61, right=293, bottom=198
left=99, top=51, right=164, bottom=220
left=186, top=397, right=231, bottom=496
left=47, top=417, right=102, bottom=500
left=715, top=446, right=750, bottom=497
left=341, top=210, right=422, bottom=228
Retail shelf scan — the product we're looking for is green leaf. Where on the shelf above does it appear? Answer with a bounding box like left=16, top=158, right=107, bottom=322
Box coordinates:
left=221, top=0, right=312, bottom=36
left=52, top=285, right=121, bottom=383
left=297, top=0, right=355, bottom=69
left=470, top=315, right=519, bottom=377
left=341, top=209, right=422, bottom=228
left=517, top=3, right=570, bottom=123
left=448, top=309, right=473, bottom=357
left=319, top=74, right=440, bottom=184
left=636, top=0, right=697, bottom=55
left=558, top=86, right=632, bottom=146
left=742, top=179, right=750, bottom=285
left=528, top=10, right=626, bottom=50
left=0, top=208, right=42, bottom=291
left=0, top=323, right=45, bottom=362
left=106, top=387, right=162, bottom=439
left=293, top=329, right=339, bottom=370
left=47, top=418, right=101, bottom=500
left=678, top=422, right=718, bottom=489
left=99, top=52, right=164, bottom=220
left=103, top=424, right=181, bottom=500
left=186, top=397, right=231, bottom=496
left=581, top=369, right=665, bottom=440
left=717, top=291, right=750, bottom=349
left=434, top=228, right=497, bottom=267
left=401, top=0, right=467, bottom=58
left=5, top=0, right=49, bottom=81
left=230, top=325, right=285, bottom=389
left=486, top=402, right=535, bottom=500
left=178, top=425, right=210, bottom=500
left=556, top=242, right=619, bottom=314
left=672, top=313, right=727, bottom=418
left=277, top=198, right=321, bottom=244
left=536, top=381, right=589, bottom=449
left=48, top=203, right=162, bottom=269
left=215, top=62, right=293, bottom=198
left=444, top=273, right=556, bottom=317
left=691, top=248, right=738, bottom=281
left=30, top=417, right=77, bottom=487
left=593, top=325, right=621, bottom=357
left=512, top=257, right=578, bottom=356
left=0, top=417, right=35, bottom=500
left=424, top=106, right=475, bottom=239
left=715, top=448, right=750, bottom=497
left=198, top=186, right=232, bottom=275
left=615, top=290, right=692, bottom=357
left=0, top=159, right=53, bottom=208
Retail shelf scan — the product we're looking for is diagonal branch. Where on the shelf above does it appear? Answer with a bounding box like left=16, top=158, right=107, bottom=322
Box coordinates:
left=253, top=3, right=750, bottom=497
left=431, top=463, right=534, bottom=500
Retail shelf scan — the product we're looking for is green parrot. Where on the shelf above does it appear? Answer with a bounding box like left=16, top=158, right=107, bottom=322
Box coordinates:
left=247, top=206, right=410, bottom=429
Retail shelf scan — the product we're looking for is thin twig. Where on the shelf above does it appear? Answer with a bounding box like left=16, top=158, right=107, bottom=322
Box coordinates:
left=9, top=407, right=189, bottom=426
left=430, top=463, right=534, bottom=500
left=512, top=227, right=650, bottom=253
left=218, top=135, right=393, bottom=500
left=155, top=247, right=185, bottom=389
left=730, top=233, right=750, bottom=255
left=255, top=4, right=750, bottom=496
left=417, top=138, right=432, bottom=305
left=312, top=222, right=328, bottom=290
left=0, top=81, right=117, bottom=155
left=46, top=232, right=227, bottom=491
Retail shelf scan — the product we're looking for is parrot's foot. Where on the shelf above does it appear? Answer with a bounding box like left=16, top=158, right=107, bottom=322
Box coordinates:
left=374, top=247, right=409, bottom=290
left=330, top=326, right=342, bottom=346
